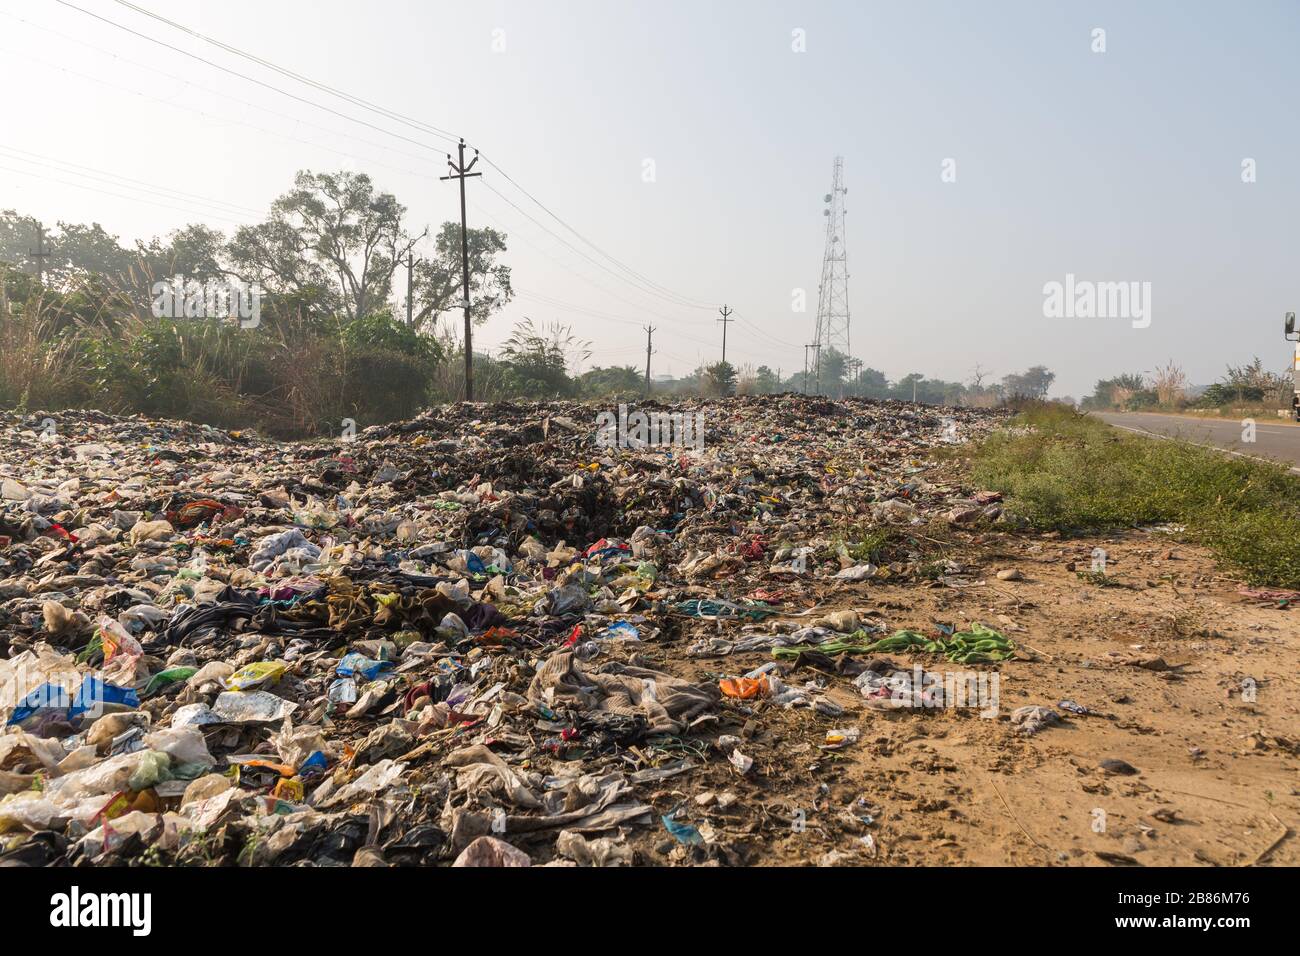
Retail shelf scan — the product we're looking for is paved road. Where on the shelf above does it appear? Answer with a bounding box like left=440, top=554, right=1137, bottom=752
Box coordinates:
left=1094, top=411, right=1300, bottom=473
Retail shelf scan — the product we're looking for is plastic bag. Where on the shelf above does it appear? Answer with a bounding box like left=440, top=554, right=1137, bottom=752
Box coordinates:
left=211, top=691, right=297, bottom=723
left=144, top=726, right=215, bottom=769
left=336, top=654, right=390, bottom=680
left=225, top=661, right=286, bottom=691
left=96, top=615, right=143, bottom=664
left=0, top=792, right=61, bottom=833
left=127, top=750, right=172, bottom=791
left=719, top=676, right=770, bottom=699
left=68, top=676, right=140, bottom=719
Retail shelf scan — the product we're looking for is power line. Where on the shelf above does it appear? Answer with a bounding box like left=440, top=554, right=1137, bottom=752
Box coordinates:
left=0, top=162, right=247, bottom=224
left=413, top=178, right=730, bottom=348
left=34, top=1, right=742, bottom=354
left=4, top=149, right=791, bottom=373
left=0, top=143, right=263, bottom=216
left=478, top=155, right=714, bottom=311
left=479, top=180, right=714, bottom=314
left=53, top=0, right=455, bottom=155
left=110, top=0, right=462, bottom=144
left=0, top=39, right=437, bottom=187
left=733, top=312, right=803, bottom=350
left=535, top=287, right=795, bottom=362
left=475, top=202, right=666, bottom=314
left=511, top=291, right=719, bottom=350
left=66, top=1, right=717, bottom=312
left=513, top=289, right=790, bottom=374
left=0, top=13, right=440, bottom=168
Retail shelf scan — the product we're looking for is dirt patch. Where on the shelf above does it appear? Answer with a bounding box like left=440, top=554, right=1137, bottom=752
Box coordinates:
left=626, top=530, right=1299, bottom=867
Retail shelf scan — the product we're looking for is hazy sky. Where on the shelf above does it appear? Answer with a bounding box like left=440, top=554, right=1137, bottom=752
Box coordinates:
left=2, top=0, right=1297, bottom=398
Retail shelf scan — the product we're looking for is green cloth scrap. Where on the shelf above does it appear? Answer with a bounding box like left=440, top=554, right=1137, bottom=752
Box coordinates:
left=772, top=636, right=881, bottom=659
left=772, top=624, right=1015, bottom=663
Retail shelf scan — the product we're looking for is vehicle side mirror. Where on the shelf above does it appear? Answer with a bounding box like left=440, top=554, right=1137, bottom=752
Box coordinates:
left=1288, top=312, right=1296, bottom=335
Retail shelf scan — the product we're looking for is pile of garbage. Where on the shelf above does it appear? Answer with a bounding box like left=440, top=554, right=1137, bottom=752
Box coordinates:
left=0, top=397, right=1010, bottom=866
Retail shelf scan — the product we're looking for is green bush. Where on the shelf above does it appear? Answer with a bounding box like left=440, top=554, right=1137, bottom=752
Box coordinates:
left=342, top=347, right=432, bottom=424
left=341, top=312, right=440, bottom=363
left=972, top=404, right=1300, bottom=587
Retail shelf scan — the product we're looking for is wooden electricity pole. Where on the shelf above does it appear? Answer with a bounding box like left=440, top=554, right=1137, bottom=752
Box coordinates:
left=717, top=304, right=734, bottom=364
left=440, top=139, right=481, bottom=400
left=29, top=222, right=51, bottom=285
left=644, top=325, right=656, bottom=392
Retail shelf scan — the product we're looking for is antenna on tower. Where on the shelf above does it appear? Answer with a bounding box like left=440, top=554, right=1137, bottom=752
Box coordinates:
left=812, top=156, right=852, bottom=396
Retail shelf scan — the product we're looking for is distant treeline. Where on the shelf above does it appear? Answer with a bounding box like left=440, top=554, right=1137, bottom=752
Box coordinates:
left=1, top=175, right=1056, bottom=436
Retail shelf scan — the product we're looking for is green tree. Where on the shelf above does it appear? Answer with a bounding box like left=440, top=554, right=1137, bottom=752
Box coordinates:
left=579, top=365, right=644, bottom=397
left=1001, top=365, right=1056, bottom=399
left=138, top=225, right=229, bottom=283
left=754, top=365, right=781, bottom=394
left=891, top=372, right=924, bottom=401
left=44, top=221, right=134, bottom=286
left=409, top=222, right=513, bottom=333
left=1084, top=373, right=1145, bottom=409
left=0, top=210, right=41, bottom=272
left=228, top=169, right=419, bottom=322
left=854, top=366, right=889, bottom=398
left=817, top=347, right=850, bottom=396
left=702, top=361, right=737, bottom=397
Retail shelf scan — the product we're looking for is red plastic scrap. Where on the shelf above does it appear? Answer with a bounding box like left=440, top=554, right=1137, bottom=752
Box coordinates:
left=47, top=523, right=79, bottom=543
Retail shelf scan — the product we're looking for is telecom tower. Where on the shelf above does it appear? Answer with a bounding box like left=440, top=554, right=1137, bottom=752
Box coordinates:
left=813, top=156, right=851, bottom=394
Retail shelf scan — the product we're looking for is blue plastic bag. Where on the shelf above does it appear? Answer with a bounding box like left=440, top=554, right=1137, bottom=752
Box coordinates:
left=7, top=683, right=71, bottom=725
left=661, top=813, right=704, bottom=846
left=336, top=653, right=392, bottom=679
left=68, top=676, right=141, bottom=719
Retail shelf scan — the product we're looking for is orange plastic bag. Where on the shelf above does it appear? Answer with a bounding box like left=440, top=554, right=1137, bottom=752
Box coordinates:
left=719, top=676, right=770, bottom=700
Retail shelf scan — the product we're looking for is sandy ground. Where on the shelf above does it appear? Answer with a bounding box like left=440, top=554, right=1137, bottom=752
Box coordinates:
left=622, top=530, right=1299, bottom=867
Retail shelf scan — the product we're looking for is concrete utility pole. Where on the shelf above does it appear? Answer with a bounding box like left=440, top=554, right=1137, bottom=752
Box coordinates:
left=717, top=305, right=734, bottom=364
left=29, top=222, right=50, bottom=285
left=440, top=139, right=481, bottom=400
left=644, top=325, right=656, bottom=392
